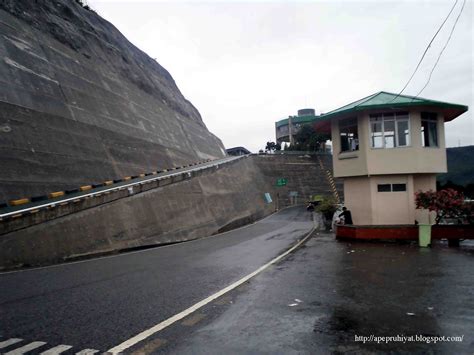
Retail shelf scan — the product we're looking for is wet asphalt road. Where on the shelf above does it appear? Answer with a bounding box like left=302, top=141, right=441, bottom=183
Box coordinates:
left=155, top=231, right=474, bottom=354
left=0, top=206, right=314, bottom=353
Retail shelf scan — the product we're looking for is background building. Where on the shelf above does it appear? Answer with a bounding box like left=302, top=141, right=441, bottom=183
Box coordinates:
left=275, top=108, right=322, bottom=145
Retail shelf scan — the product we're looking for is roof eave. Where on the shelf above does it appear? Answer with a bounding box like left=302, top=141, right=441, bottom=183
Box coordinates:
left=319, top=103, right=468, bottom=122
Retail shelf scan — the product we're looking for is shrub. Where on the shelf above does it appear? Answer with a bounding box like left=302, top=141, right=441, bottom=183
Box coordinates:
left=316, top=196, right=337, bottom=221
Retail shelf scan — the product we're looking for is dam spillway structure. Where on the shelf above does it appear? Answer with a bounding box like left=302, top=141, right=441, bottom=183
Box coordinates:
left=0, top=0, right=226, bottom=202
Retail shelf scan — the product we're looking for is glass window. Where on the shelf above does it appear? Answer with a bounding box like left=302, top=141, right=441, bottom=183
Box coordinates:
left=370, top=118, right=383, bottom=148
left=339, top=117, right=358, bottom=152
left=370, top=112, right=410, bottom=148
left=377, top=184, right=392, bottom=192
left=421, top=112, right=438, bottom=147
left=397, top=120, right=409, bottom=146
left=392, top=183, right=407, bottom=192
left=384, top=119, right=395, bottom=148
left=377, top=183, right=407, bottom=192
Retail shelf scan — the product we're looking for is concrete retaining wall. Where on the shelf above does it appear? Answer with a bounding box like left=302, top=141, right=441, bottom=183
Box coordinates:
left=0, top=154, right=337, bottom=270
left=254, top=154, right=341, bottom=207
left=0, top=156, right=276, bottom=269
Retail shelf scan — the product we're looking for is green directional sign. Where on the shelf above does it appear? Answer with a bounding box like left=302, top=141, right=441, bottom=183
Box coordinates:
left=276, top=178, right=288, bottom=186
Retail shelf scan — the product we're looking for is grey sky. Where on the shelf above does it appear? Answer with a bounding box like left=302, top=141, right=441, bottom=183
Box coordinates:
left=87, top=0, right=473, bottom=152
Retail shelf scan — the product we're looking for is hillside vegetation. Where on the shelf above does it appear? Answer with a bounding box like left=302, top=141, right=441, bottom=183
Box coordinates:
left=437, top=145, right=474, bottom=197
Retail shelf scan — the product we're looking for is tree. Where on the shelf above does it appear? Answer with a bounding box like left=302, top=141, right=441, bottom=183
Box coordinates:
left=437, top=180, right=465, bottom=195
left=466, top=183, right=474, bottom=199
left=290, top=124, right=330, bottom=151
left=265, top=141, right=277, bottom=153
left=275, top=142, right=281, bottom=151
left=294, top=125, right=314, bottom=148
left=415, top=188, right=472, bottom=224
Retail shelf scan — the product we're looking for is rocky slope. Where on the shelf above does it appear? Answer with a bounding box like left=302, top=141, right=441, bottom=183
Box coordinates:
left=0, top=0, right=226, bottom=201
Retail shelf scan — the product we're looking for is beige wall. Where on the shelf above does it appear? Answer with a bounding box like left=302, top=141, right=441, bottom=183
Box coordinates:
left=344, top=173, right=437, bottom=225
left=332, top=109, right=447, bottom=178
left=332, top=115, right=368, bottom=177
left=371, top=175, right=412, bottom=225
left=343, top=176, right=373, bottom=225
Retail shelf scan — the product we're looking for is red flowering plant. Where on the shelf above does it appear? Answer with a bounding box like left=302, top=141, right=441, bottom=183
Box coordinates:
left=415, top=188, right=472, bottom=224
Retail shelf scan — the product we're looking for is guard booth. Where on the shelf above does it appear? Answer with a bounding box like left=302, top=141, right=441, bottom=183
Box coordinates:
left=313, top=91, right=468, bottom=238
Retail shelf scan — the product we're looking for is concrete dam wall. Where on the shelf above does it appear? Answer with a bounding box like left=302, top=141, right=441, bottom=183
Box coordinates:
left=0, top=0, right=225, bottom=202
left=0, top=154, right=339, bottom=270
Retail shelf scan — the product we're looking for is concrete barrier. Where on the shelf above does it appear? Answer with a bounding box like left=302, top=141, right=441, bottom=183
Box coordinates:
left=0, top=154, right=337, bottom=270
left=0, top=157, right=273, bottom=269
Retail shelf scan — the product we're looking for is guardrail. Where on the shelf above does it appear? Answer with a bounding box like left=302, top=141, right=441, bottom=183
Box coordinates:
left=1, top=160, right=212, bottom=210
left=258, top=151, right=332, bottom=155
left=0, top=155, right=247, bottom=221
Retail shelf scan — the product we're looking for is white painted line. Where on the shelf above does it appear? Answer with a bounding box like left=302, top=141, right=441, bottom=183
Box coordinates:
left=107, top=225, right=315, bottom=354
left=4, top=341, right=47, bottom=354
left=74, top=349, right=99, bottom=355
left=39, top=345, right=73, bottom=354
left=0, top=339, right=23, bottom=349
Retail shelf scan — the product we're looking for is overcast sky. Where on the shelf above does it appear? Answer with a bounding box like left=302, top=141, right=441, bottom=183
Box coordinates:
left=87, top=0, right=472, bottom=152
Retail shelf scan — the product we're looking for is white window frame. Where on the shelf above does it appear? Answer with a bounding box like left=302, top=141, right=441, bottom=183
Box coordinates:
left=369, top=112, right=411, bottom=149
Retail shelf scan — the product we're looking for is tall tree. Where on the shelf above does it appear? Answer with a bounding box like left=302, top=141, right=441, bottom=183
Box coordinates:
left=291, top=124, right=330, bottom=151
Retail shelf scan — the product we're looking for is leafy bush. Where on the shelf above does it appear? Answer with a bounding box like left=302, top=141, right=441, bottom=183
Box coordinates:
left=316, top=196, right=337, bottom=220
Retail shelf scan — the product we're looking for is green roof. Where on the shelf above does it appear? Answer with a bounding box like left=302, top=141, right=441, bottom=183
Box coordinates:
left=318, top=91, right=468, bottom=122
left=275, top=115, right=324, bottom=128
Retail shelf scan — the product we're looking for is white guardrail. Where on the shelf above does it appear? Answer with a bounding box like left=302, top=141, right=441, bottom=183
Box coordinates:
left=0, top=155, right=247, bottom=220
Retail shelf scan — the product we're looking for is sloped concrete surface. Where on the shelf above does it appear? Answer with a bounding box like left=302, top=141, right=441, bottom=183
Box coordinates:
left=0, top=0, right=225, bottom=201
